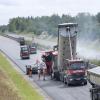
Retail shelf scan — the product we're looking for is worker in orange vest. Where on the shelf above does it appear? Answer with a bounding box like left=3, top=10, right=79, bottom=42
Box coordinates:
left=29, top=66, right=32, bottom=77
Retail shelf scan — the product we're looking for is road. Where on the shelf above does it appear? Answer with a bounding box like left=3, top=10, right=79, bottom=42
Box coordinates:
left=0, top=36, right=91, bottom=100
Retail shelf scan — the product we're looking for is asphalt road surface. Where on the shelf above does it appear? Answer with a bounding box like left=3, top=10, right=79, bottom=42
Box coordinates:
left=0, top=36, right=91, bottom=100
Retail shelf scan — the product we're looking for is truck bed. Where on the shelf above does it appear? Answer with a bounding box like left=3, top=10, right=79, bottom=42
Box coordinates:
left=87, top=67, right=100, bottom=86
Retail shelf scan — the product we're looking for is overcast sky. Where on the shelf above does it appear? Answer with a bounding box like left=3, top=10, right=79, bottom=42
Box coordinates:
left=0, top=0, right=100, bottom=25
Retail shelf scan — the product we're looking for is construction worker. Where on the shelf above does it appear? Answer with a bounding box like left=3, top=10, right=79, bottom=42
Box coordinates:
left=29, top=66, right=32, bottom=77
left=37, top=66, right=41, bottom=80
left=35, top=59, right=41, bottom=80
left=45, top=52, right=53, bottom=75
left=40, top=60, right=47, bottom=80
left=26, top=65, right=32, bottom=77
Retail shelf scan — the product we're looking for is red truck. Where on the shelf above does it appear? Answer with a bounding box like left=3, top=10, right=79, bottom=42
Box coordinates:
left=20, top=45, right=30, bottom=59
left=42, top=23, right=88, bottom=85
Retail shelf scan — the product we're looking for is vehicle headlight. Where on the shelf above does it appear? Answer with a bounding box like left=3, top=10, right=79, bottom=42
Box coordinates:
left=69, top=78, right=73, bottom=81
left=84, top=77, right=87, bottom=80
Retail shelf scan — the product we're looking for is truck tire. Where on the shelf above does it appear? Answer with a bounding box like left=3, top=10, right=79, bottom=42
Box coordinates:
left=54, top=71, right=60, bottom=81
left=81, top=80, right=87, bottom=86
left=84, top=81, right=87, bottom=85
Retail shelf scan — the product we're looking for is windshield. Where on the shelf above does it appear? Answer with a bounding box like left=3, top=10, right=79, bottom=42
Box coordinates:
left=21, top=47, right=28, bottom=51
left=69, top=62, right=85, bottom=70
left=20, top=37, right=24, bottom=41
left=32, top=43, right=36, bottom=46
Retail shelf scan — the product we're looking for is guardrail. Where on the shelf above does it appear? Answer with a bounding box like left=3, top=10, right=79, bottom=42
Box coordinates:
left=0, top=34, right=19, bottom=42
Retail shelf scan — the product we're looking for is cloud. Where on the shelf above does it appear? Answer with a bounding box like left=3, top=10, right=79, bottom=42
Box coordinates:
left=0, top=0, right=100, bottom=25
left=0, top=0, right=18, bottom=6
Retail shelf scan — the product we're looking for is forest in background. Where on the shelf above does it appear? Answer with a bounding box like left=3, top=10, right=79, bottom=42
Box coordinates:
left=0, top=12, right=100, bottom=40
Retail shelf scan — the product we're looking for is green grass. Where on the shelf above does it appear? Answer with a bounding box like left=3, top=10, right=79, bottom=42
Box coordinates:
left=0, top=53, right=44, bottom=100
left=0, top=68, right=22, bottom=100
left=90, top=59, right=100, bottom=66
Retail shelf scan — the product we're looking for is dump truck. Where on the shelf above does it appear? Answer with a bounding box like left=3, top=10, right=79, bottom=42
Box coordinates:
left=42, top=23, right=88, bottom=85
left=87, top=67, right=100, bottom=100
left=29, top=43, right=37, bottom=54
left=18, top=37, right=25, bottom=45
left=20, top=45, right=30, bottom=59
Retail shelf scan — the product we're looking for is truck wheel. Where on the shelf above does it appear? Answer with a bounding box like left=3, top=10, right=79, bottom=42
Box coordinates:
left=82, top=81, right=87, bottom=86
left=56, top=75, right=60, bottom=81
left=84, top=81, right=87, bottom=85
left=28, top=57, right=30, bottom=59
left=56, top=73, right=60, bottom=81
left=55, top=72, right=60, bottom=81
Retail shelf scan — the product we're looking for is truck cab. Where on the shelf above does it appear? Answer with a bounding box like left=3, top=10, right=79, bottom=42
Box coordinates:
left=51, top=51, right=88, bottom=85
left=20, top=45, right=30, bottom=59
left=62, top=60, right=87, bottom=85
left=29, top=43, right=37, bottom=54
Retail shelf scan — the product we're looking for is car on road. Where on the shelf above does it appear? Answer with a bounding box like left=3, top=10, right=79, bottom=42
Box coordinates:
left=20, top=45, right=30, bottom=59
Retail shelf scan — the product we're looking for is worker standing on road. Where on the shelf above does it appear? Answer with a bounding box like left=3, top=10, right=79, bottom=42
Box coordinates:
left=37, top=66, right=41, bottom=80
left=29, top=66, right=32, bottom=77
left=35, top=59, right=41, bottom=80
left=45, top=52, right=53, bottom=75
left=40, top=60, right=47, bottom=80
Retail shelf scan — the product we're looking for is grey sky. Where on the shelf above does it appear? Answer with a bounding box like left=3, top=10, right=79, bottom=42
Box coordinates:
left=0, top=0, right=100, bottom=25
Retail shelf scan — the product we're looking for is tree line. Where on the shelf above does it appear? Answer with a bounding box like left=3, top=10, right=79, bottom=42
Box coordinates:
left=0, top=12, right=100, bottom=40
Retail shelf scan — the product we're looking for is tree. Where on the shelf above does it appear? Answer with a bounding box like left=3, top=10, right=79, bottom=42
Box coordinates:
left=96, top=12, right=100, bottom=23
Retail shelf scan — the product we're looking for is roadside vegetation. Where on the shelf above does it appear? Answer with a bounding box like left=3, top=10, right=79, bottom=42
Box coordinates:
left=0, top=68, right=21, bottom=100
left=0, top=13, right=100, bottom=41
left=0, top=52, right=44, bottom=100
left=90, top=59, right=100, bottom=66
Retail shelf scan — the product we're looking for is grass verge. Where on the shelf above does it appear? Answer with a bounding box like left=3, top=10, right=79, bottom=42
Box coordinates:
left=0, top=52, right=44, bottom=100
left=0, top=68, right=22, bottom=100
left=90, top=59, right=100, bottom=66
